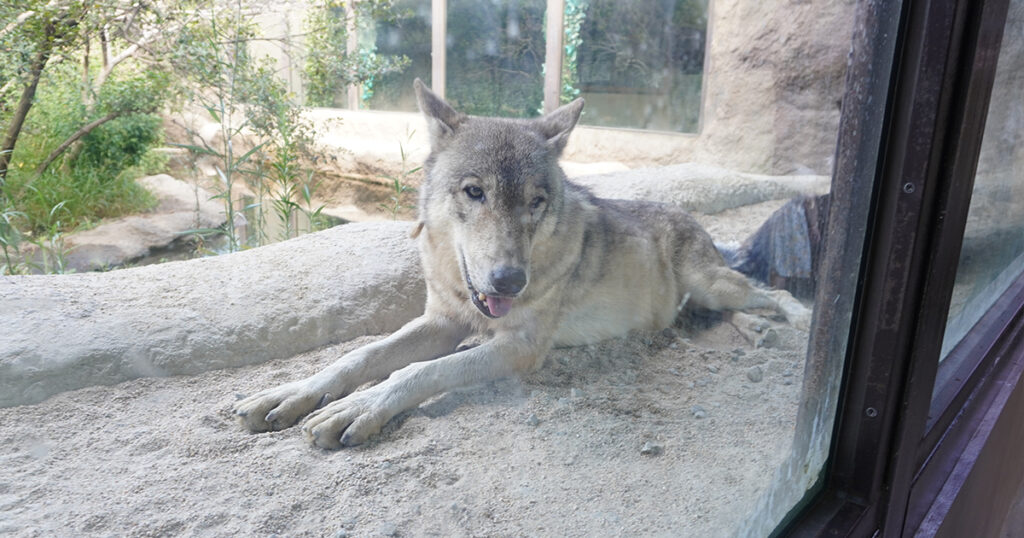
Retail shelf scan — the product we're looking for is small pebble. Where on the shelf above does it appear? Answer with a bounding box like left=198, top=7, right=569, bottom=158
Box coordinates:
left=686, top=381, right=695, bottom=389
left=696, top=376, right=711, bottom=387
left=661, top=328, right=677, bottom=339
left=570, top=388, right=583, bottom=398
left=783, top=379, right=794, bottom=385
left=747, top=366, right=764, bottom=383
left=525, top=413, right=540, bottom=427
left=706, top=365, right=719, bottom=374
left=668, top=368, right=681, bottom=376
left=640, top=442, right=663, bottom=456
left=691, top=405, right=708, bottom=419
left=380, top=522, right=398, bottom=536
left=669, top=342, right=679, bottom=349
left=334, top=531, right=349, bottom=538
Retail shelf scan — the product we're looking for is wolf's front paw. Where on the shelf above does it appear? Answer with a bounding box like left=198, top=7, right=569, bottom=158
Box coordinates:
left=302, top=387, right=394, bottom=449
left=234, top=380, right=331, bottom=432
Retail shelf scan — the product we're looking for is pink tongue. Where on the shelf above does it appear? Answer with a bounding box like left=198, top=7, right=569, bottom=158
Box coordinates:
left=486, top=296, right=514, bottom=317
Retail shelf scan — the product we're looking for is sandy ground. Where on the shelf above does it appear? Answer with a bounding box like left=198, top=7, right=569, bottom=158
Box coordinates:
left=0, top=319, right=807, bottom=537
left=0, top=199, right=809, bottom=537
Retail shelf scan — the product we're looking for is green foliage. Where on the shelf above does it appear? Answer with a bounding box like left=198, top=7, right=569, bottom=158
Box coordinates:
left=570, top=0, right=707, bottom=131
left=378, top=134, right=420, bottom=219
left=363, top=0, right=432, bottom=111
left=303, top=0, right=411, bottom=107
left=0, top=1, right=177, bottom=268
left=172, top=1, right=330, bottom=253
left=445, top=0, right=546, bottom=118
left=560, top=0, right=588, bottom=104
left=77, top=114, right=164, bottom=171
left=1, top=61, right=158, bottom=235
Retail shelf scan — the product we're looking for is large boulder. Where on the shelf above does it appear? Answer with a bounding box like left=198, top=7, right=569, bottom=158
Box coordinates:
left=0, top=221, right=424, bottom=407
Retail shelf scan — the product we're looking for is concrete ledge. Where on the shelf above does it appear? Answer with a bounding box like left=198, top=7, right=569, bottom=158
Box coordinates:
left=0, top=221, right=424, bottom=408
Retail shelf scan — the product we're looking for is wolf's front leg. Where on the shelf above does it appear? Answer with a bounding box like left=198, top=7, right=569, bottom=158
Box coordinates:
left=302, top=332, right=549, bottom=448
left=234, top=315, right=469, bottom=432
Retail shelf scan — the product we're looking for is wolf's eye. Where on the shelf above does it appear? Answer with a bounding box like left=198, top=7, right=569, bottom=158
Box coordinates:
left=530, top=196, right=546, bottom=210
left=464, top=185, right=485, bottom=201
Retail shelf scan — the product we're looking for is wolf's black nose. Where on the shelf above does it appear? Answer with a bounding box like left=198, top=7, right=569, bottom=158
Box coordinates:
left=490, top=266, right=527, bottom=295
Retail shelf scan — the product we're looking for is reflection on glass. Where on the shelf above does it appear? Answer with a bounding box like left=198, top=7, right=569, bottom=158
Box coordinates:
left=566, top=0, right=707, bottom=132
left=940, top=2, right=1024, bottom=359
left=445, top=0, right=546, bottom=117
left=366, top=0, right=433, bottom=111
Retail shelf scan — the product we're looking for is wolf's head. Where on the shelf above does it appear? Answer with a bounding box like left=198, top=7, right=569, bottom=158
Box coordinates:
left=414, top=79, right=584, bottom=319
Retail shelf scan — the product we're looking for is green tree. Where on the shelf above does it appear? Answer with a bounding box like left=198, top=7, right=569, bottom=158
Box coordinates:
left=0, top=1, right=85, bottom=187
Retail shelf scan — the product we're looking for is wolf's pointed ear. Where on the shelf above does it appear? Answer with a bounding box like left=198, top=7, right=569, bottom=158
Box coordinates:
left=414, top=78, right=465, bottom=150
left=537, top=98, right=584, bottom=155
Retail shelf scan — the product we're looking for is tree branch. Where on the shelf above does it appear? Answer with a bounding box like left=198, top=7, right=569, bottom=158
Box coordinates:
left=0, top=10, right=35, bottom=41
left=33, top=111, right=119, bottom=177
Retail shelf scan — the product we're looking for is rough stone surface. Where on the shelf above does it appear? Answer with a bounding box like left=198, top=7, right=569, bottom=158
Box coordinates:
left=572, top=163, right=828, bottom=215
left=60, top=174, right=224, bottom=272
left=0, top=221, right=423, bottom=408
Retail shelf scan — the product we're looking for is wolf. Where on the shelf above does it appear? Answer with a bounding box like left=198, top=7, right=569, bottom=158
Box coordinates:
left=234, top=79, right=812, bottom=449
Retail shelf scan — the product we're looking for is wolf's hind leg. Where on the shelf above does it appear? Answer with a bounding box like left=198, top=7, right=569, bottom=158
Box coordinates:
left=685, top=267, right=811, bottom=331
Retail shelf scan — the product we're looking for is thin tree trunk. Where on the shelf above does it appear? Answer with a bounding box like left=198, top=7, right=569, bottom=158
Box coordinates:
left=81, top=35, right=91, bottom=106
left=0, top=37, right=53, bottom=186
left=33, top=111, right=119, bottom=177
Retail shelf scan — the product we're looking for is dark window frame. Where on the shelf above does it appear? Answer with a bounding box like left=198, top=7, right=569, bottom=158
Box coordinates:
left=780, top=0, right=1019, bottom=535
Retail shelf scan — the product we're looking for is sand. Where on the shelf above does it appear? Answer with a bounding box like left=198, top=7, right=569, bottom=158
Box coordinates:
left=0, top=303, right=808, bottom=537
left=0, top=191, right=812, bottom=536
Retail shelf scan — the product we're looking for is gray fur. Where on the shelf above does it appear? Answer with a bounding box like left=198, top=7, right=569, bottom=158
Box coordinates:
left=233, top=80, right=812, bottom=448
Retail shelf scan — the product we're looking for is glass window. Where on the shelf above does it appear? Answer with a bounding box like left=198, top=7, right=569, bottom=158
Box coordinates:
left=445, top=0, right=547, bottom=117
left=939, top=1, right=1024, bottom=361
left=366, top=0, right=433, bottom=111
left=566, top=0, right=707, bottom=132
left=0, top=1, right=891, bottom=536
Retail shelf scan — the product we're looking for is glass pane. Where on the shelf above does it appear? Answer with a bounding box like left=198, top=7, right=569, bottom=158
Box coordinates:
left=445, top=0, right=547, bottom=117
left=940, top=2, right=1024, bottom=360
left=0, top=1, right=887, bottom=536
left=366, top=0, right=433, bottom=111
left=565, top=0, right=707, bottom=132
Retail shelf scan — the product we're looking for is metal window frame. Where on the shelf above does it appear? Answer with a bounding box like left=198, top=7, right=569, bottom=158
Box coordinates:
left=783, top=0, right=1017, bottom=534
